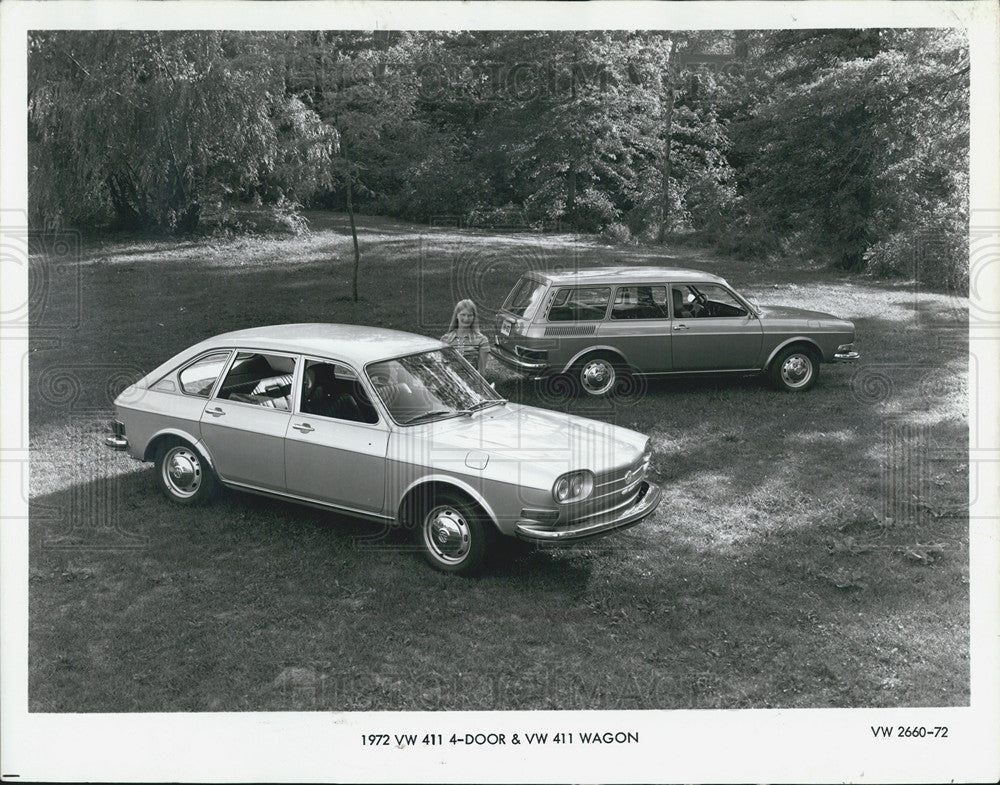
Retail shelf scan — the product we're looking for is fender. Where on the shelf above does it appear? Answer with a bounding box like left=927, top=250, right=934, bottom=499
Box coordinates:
left=396, top=474, right=501, bottom=531
left=764, top=337, right=824, bottom=369
left=559, top=345, right=630, bottom=375
left=142, top=427, right=215, bottom=470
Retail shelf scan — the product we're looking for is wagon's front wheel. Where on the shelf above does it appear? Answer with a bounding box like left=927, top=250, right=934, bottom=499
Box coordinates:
left=769, top=346, right=820, bottom=392
left=155, top=439, right=217, bottom=505
left=416, top=493, right=491, bottom=574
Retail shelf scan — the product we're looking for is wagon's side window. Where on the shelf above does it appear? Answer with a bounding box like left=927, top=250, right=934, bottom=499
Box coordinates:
left=612, top=286, right=670, bottom=320
left=547, top=287, right=612, bottom=322
left=298, top=361, right=379, bottom=424
left=671, top=284, right=749, bottom=319
left=216, top=351, right=296, bottom=410
left=178, top=351, right=232, bottom=397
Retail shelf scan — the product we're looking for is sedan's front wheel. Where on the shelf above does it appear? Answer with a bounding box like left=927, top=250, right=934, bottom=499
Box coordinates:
left=769, top=346, right=820, bottom=392
left=155, top=439, right=217, bottom=505
left=417, top=493, right=491, bottom=574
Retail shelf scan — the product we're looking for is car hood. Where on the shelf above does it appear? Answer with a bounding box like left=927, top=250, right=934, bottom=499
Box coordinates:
left=401, top=402, right=648, bottom=477
left=757, top=305, right=853, bottom=328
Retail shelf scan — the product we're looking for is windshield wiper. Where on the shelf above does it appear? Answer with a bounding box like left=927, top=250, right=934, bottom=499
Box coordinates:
left=468, top=399, right=506, bottom=412
left=403, top=409, right=471, bottom=424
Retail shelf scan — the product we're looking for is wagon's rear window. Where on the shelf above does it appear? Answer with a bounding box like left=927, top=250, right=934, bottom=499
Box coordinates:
left=612, top=286, right=670, bottom=320
left=547, top=287, right=611, bottom=322
left=503, top=277, right=547, bottom=319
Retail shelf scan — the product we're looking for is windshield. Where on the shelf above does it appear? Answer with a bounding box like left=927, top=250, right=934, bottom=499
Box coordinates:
left=367, top=348, right=505, bottom=425
left=503, top=276, right=548, bottom=319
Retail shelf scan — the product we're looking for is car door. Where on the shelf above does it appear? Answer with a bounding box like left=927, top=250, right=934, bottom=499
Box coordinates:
left=670, top=283, right=763, bottom=371
left=598, top=284, right=672, bottom=372
left=199, top=350, right=296, bottom=490
left=283, top=358, right=389, bottom=514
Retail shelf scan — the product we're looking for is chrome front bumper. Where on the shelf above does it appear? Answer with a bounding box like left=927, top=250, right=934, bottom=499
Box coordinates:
left=833, top=350, right=861, bottom=362
left=514, top=481, right=661, bottom=543
left=490, top=343, right=550, bottom=375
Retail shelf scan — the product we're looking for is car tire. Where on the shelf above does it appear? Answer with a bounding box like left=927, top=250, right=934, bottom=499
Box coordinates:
left=154, top=438, right=217, bottom=505
left=769, top=346, right=820, bottom=392
left=575, top=353, right=622, bottom=397
left=416, top=492, right=492, bottom=574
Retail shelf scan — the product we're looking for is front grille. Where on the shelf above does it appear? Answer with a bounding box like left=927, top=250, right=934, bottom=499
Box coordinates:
left=562, top=454, right=648, bottom=524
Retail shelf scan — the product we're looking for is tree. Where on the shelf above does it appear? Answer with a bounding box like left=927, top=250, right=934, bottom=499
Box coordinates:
left=291, top=31, right=421, bottom=300
left=28, top=31, right=332, bottom=231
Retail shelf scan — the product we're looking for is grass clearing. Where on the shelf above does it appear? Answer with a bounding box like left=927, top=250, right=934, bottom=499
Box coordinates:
left=29, top=212, right=969, bottom=710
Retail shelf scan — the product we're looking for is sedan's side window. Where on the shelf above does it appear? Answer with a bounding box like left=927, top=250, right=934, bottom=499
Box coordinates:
left=178, top=351, right=232, bottom=397
left=299, top=361, right=379, bottom=424
left=612, top=286, right=669, bottom=320
left=672, top=284, right=749, bottom=319
left=216, top=352, right=296, bottom=410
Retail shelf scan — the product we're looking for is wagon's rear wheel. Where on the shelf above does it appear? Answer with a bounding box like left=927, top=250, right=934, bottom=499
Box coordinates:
left=575, top=353, right=623, bottom=397
left=154, top=438, right=217, bottom=505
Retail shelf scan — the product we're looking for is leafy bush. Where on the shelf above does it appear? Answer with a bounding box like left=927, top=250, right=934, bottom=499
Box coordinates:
left=600, top=222, right=633, bottom=245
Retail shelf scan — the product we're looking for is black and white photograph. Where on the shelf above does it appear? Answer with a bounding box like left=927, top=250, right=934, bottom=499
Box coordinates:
left=1, top=1, right=998, bottom=782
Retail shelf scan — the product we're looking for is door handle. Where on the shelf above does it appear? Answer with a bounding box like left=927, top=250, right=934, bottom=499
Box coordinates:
left=673, top=324, right=689, bottom=331
left=292, top=422, right=315, bottom=433
left=205, top=406, right=226, bottom=417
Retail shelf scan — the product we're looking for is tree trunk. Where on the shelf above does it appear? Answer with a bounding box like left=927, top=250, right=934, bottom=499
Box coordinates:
left=105, top=172, right=143, bottom=229
left=347, top=177, right=361, bottom=302
left=566, top=169, right=576, bottom=224
left=658, top=38, right=679, bottom=244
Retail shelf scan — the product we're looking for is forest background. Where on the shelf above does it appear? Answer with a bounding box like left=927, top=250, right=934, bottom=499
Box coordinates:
left=28, top=29, right=969, bottom=289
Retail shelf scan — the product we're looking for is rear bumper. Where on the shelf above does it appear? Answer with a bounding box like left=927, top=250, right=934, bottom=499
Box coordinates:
left=514, top=481, right=661, bottom=543
left=490, top=342, right=550, bottom=375
left=104, top=420, right=128, bottom=451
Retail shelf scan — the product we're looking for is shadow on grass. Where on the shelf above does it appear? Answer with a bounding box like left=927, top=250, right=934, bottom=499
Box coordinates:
left=27, top=214, right=970, bottom=711
left=28, top=394, right=968, bottom=713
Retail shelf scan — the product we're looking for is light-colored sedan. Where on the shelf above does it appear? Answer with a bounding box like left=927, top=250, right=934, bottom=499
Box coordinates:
left=105, top=324, right=660, bottom=573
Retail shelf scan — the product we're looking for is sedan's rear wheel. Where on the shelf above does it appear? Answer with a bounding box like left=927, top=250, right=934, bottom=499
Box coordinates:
left=155, top=439, right=217, bottom=505
left=417, top=493, right=490, bottom=574
left=769, top=346, right=820, bottom=392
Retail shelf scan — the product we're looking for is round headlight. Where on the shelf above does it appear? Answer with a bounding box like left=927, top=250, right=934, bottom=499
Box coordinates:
left=552, top=471, right=594, bottom=503
left=555, top=477, right=571, bottom=502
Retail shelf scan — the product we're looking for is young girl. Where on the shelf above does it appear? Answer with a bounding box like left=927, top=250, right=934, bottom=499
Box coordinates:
left=441, top=299, right=490, bottom=375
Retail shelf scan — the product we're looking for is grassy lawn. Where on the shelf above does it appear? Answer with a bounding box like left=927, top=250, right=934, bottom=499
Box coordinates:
left=28, top=212, right=969, bottom=711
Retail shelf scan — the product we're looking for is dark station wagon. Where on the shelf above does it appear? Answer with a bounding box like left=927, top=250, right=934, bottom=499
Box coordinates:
left=491, top=267, right=860, bottom=396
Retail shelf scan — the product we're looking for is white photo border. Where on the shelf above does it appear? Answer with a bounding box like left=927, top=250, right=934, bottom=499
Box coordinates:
left=2, top=1, right=997, bottom=782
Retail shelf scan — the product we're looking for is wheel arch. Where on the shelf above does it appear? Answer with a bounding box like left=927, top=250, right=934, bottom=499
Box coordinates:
left=559, top=345, right=630, bottom=374
left=764, top=338, right=823, bottom=370
left=143, top=428, right=216, bottom=471
left=396, top=476, right=501, bottom=534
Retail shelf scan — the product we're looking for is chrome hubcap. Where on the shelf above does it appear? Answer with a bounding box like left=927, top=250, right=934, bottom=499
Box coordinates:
left=163, top=446, right=202, bottom=498
left=781, top=355, right=812, bottom=388
left=423, top=505, right=471, bottom=565
left=581, top=359, right=615, bottom=395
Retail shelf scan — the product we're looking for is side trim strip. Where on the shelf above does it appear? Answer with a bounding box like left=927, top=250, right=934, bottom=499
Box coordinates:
left=220, top=480, right=396, bottom=522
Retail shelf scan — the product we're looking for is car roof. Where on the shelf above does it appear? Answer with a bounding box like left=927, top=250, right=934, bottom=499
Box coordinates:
left=528, top=266, right=728, bottom=286
left=196, top=323, right=444, bottom=366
